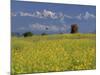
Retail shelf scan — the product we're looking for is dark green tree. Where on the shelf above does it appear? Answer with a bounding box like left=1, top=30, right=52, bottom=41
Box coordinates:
left=41, top=32, right=47, bottom=36
left=23, top=32, right=33, bottom=37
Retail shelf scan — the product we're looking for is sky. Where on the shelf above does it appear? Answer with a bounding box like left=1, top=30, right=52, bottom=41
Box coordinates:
left=11, top=1, right=96, bottom=34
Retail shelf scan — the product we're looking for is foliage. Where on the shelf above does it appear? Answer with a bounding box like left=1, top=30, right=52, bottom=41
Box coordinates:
left=41, top=32, right=47, bottom=36
left=23, top=32, right=33, bottom=37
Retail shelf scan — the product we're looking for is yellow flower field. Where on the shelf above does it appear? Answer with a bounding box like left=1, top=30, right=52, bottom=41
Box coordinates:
left=11, top=34, right=96, bottom=74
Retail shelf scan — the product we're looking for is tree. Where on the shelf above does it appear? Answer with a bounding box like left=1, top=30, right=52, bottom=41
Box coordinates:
left=41, top=32, right=47, bottom=36
left=70, top=24, right=78, bottom=33
left=23, top=32, right=33, bottom=37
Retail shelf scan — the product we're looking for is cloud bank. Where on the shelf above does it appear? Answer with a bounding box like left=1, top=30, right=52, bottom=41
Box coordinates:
left=11, top=9, right=96, bottom=20
left=17, top=23, right=67, bottom=33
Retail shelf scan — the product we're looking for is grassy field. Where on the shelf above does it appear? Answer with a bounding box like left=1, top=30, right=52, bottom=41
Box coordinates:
left=11, top=34, right=96, bottom=74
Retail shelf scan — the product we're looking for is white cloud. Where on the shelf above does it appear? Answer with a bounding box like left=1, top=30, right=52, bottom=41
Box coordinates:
left=18, top=10, right=73, bottom=20
left=17, top=27, right=27, bottom=31
left=65, top=15, right=72, bottom=19
left=19, top=10, right=58, bottom=19
left=29, top=23, right=66, bottom=32
left=59, top=12, right=66, bottom=25
left=20, top=12, right=34, bottom=17
left=58, top=12, right=72, bottom=19
left=42, top=9, right=58, bottom=19
left=59, top=12, right=64, bottom=18
left=33, top=9, right=58, bottom=19
left=76, top=14, right=82, bottom=20
left=18, top=27, right=26, bottom=30
left=12, top=11, right=96, bottom=21
left=35, top=11, right=43, bottom=18
left=83, top=11, right=96, bottom=20
left=30, top=23, right=47, bottom=30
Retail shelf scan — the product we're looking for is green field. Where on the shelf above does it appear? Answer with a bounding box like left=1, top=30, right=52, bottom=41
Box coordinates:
left=11, top=34, right=96, bottom=74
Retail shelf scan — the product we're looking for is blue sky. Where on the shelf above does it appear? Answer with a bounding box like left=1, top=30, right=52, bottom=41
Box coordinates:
left=11, top=1, right=96, bottom=34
